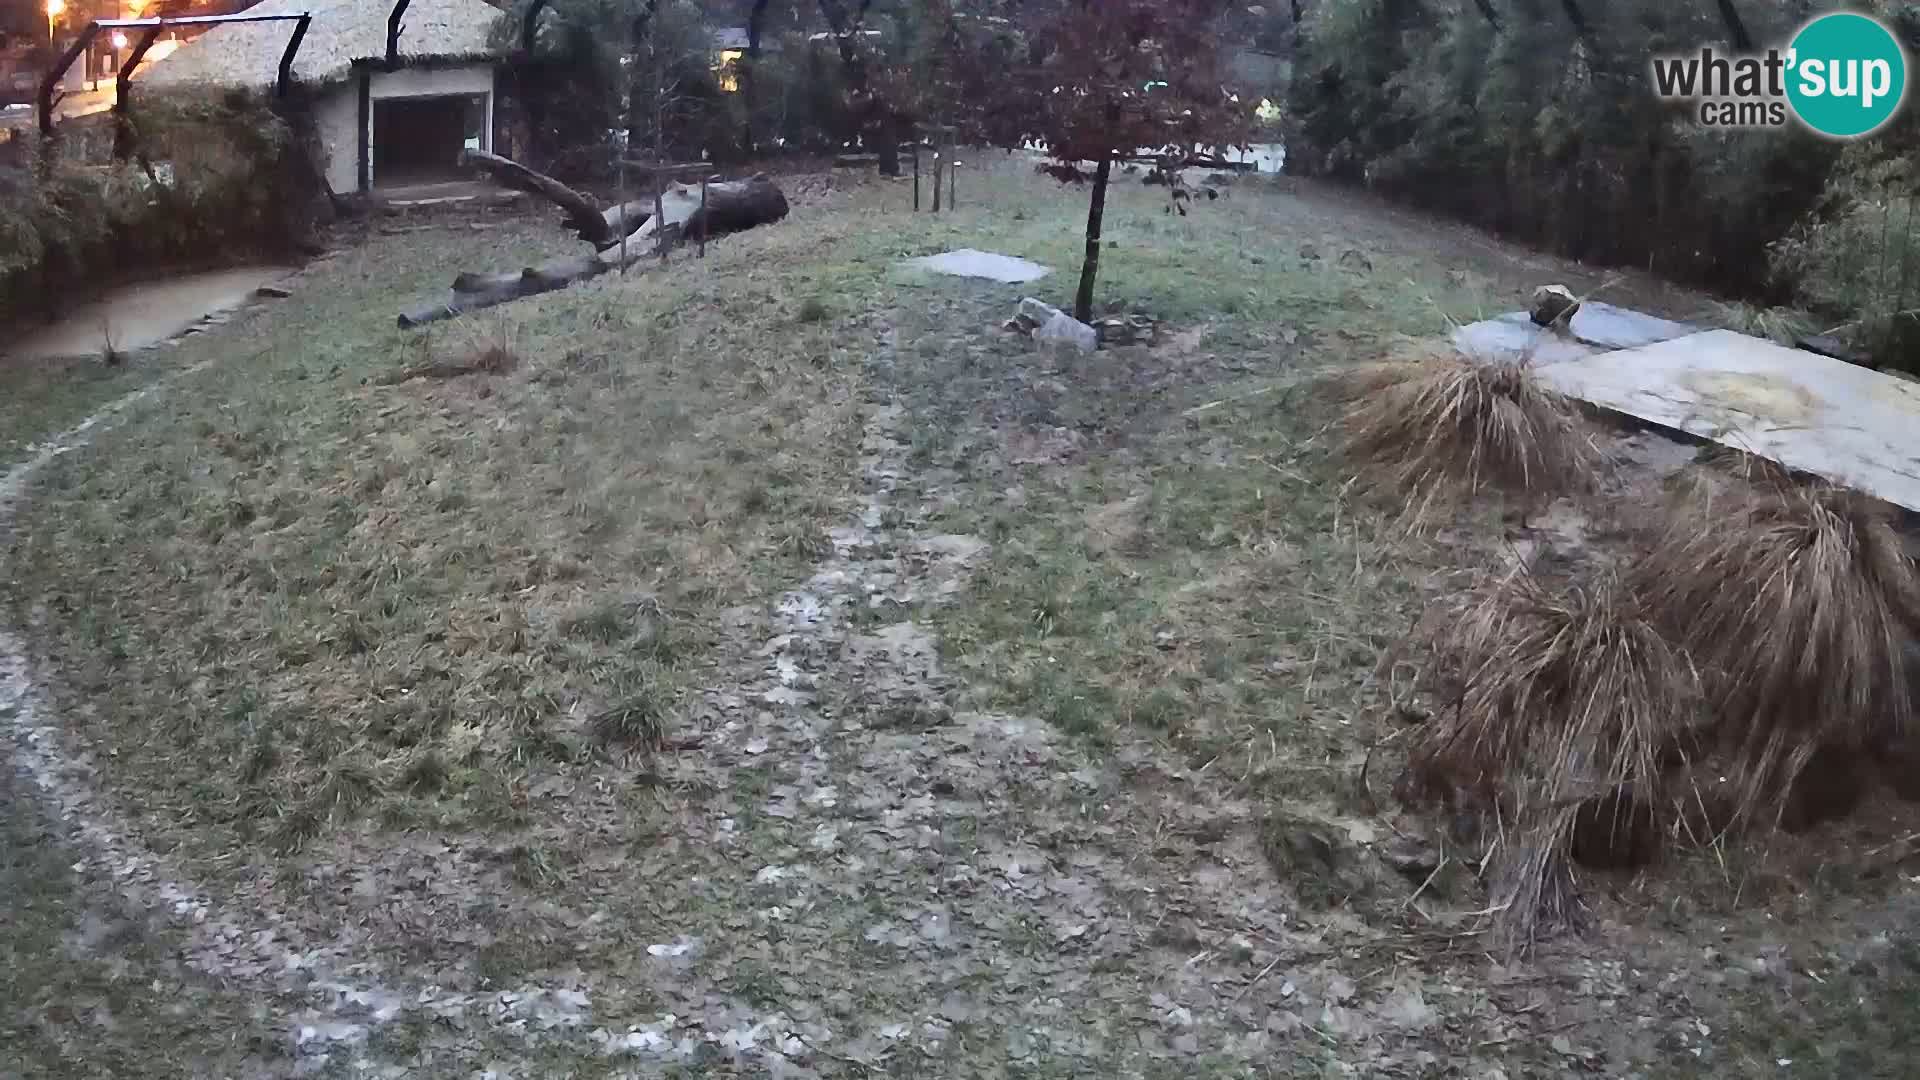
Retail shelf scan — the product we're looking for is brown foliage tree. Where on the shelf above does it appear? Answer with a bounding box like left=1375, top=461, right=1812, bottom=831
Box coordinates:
left=982, top=0, right=1250, bottom=321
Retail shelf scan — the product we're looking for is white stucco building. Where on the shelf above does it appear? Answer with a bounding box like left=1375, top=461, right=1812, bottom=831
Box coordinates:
left=141, top=0, right=502, bottom=196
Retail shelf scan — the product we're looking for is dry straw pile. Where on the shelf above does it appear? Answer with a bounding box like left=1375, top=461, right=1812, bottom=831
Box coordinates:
left=1331, top=343, right=1601, bottom=523
left=1338, top=343, right=1920, bottom=945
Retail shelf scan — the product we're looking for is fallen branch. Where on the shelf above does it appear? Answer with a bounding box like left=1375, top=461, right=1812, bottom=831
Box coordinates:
left=462, top=149, right=651, bottom=248
left=399, top=155, right=789, bottom=328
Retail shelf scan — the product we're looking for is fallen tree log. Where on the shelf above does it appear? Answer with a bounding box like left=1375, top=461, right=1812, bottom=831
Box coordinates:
left=399, top=164, right=789, bottom=328
left=462, top=149, right=653, bottom=248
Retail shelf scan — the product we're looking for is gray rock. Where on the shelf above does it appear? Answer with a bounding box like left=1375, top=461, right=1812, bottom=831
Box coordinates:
left=1530, top=284, right=1581, bottom=328
left=255, top=284, right=294, bottom=299
left=1017, top=297, right=1064, bottom=326
left=1036, top=311, right=1098, bottom=354
left=1093, top=313, right=1160, bottom=346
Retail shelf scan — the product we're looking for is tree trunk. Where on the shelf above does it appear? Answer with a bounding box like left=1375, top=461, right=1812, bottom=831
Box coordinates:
left=1470, top=0, right=1501, bottom=30
left=1713, top=0, right=1753, bottom=51
left=626, top=0, right=663, bottom=153
left=520, top=0, right=550, bottom=52
left=400, top=172, right=789, bottom=326
left=1556, top=0, right=1588, bottom=37
left=463, top=149, right=622, bottom=245
left=742, top=0, right=771, bottom=156
left=1074, top=151, right=1112, bottom=324
left=818, top=0, right=899, bottom=176
left=878, top=125, right=901, bottom=177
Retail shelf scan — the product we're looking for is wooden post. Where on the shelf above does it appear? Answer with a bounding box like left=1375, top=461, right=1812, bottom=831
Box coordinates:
left=113, top=24, right=164, bottom=161
left=949, top=159, right=958, bottom=209
left=654, top=169, right=668, bottom=266
left=931, top=151, right=942, bottom=213
left=616, top=148, right=629, bottom=273
left=912, top=143, right=920, bottom=211
left=699, top=176, right=709, bottom=258
left=356, top=66, right=372, bottom=192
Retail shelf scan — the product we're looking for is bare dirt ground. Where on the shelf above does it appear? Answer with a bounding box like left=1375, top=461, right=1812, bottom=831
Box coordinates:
left=4, top=163, right=1919, bottom=1078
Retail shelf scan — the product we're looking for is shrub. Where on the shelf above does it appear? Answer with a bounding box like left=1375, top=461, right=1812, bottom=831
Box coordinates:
left=1769, top=151, right=1920, bottom=365
left=0, top=88, right=323, bottom=326
left=1332, top=343, right=1601, bottom=523
left=1631, top=480, right=1920, bottom=829
left=1402, top=571, right=1703, bottom=946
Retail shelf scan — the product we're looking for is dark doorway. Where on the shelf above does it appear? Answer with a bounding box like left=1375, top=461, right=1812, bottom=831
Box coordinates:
left=371, top=94, right=484, bottom=188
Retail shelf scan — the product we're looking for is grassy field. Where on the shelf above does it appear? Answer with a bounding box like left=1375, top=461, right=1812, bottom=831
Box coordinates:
left=4, top=160, right=1919, bottom=1076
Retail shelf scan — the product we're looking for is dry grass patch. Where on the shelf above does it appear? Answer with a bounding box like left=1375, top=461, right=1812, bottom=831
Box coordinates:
left=3, top=220, right=866, bottom=856
left=1400, top=470, right=1920, bottom=944
left=376, top=315, right=524, bottom=384
left=1632, top=479, right=1920, bottom=829
left=1401, top=570, right=1704, bottom=946
left=1332, top=344, right=1601, bottom=523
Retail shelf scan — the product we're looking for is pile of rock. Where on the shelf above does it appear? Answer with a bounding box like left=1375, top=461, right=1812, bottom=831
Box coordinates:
left=1004, top=299, right=1163, bottom=352
left=1092, top=313, right=1160, bottom=346
left=1004, top=298, right=1098, bottom=353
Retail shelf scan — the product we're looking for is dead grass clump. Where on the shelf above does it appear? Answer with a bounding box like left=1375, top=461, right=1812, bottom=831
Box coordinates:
left=1703, top=300, right=1816, bottom=347
left=1403, top=571, right=1705, bottom=946
left=378, top=317, right=523, bottom=385
left=1333, top=344, right=1601, bottom=521
left=1631, top=482, right=1920, bottom=829
left=455, top=316, right=525, bottom=375
left=1689, top=444, right=1797, bottom=489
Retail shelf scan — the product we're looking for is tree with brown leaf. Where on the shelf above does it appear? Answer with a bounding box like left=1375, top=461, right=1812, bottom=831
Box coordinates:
left=982, top=0, right=1250, bottom=321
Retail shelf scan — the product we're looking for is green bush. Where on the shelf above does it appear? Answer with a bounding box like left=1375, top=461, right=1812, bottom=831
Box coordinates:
left=1282, top=0, right=1896, bottom=308
left=0, top=88, right=323, bottom=326
left=1770, top=149, right=1920, bottom=364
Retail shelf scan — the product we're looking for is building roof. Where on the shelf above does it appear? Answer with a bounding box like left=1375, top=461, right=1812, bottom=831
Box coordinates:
left=712, top=27, right=750, bottom=51
left=141, top=0, right=501, bottom=91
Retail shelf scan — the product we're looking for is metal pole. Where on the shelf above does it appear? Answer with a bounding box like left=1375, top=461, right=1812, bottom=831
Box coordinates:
left=699, top=176, right=708, bottom=258
left=949, top=158, right=957, bottom=209
left=912, top=143, right=919, bottom=211
left=931, top=150, right=941, bottom=213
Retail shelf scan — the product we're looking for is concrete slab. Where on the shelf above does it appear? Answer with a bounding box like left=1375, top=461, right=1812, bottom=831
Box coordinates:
left=1452, top=313, right=1598, bottom=367
left=1453, top=302, right=1697, bottom=366
left=906, top=249, right=1051, bottom=284
left=7, top=266, right=297, bottom=360
left=1537, top=329, right=1920, bottom=512
left=1565, top=301, right=1698, bottom=350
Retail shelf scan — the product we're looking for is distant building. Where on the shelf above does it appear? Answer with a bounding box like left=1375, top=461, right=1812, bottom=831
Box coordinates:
left=140, top=0, right=500, bottom=195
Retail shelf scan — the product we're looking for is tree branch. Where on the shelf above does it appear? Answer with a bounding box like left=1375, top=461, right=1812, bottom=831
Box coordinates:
left=1713, top=0, right=1753, bottom=52
left=520, top=0, right=550, bottom=53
